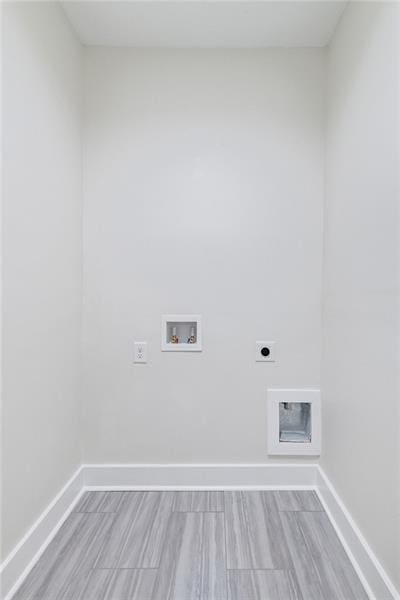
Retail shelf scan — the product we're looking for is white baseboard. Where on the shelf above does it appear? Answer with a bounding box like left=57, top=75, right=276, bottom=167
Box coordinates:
left=1, top=462, right=398, bottom=600
left=0, top=467, right=84, bottom=600
left=82, top=462, right=318, bottom=489
left=316, top=466, right=399, bottom=600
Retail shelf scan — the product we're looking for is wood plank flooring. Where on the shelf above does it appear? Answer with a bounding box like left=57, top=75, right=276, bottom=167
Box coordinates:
left=14, top=491, right=368, bottom=600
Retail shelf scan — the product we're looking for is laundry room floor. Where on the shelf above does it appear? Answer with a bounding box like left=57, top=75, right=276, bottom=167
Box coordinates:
left=14, top=490, right=368, bottom=599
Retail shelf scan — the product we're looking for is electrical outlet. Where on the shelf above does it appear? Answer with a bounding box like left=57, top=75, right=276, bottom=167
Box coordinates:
left=255, top=341, right=276, bottom=362
left=134, top=341, right=147, bottom=364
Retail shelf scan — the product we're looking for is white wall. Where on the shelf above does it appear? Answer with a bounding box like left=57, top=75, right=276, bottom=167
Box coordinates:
left=83, top=48, right=324, bottom=463
left=1, top=2, right=83, bottom=559
left=322, top=1, right=399, bottom=590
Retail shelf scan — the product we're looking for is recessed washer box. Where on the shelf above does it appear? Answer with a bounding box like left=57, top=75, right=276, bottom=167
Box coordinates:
left=267, top=389, right=321, bottom=456
left=161, top=314, right=202, bottom=352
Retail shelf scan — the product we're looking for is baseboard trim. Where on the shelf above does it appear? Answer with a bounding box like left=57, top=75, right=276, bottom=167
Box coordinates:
left=82, top=462, right=318, bottom=489
left=316, top=466, right=399, bottom=600
left=0, top=466, right=84, bottom=600
left=1, top=462, right=398, bottom=600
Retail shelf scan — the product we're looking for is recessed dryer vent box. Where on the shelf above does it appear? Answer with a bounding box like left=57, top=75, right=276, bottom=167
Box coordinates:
left=267, top=389, right=321, bottom=456
left=161, top=314, right=202, bottom=352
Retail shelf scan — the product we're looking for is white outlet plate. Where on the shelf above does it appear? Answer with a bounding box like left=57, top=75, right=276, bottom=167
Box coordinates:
left=134, top=341, right=147, bottom=363
left=255, top=341, right=276, bottom=362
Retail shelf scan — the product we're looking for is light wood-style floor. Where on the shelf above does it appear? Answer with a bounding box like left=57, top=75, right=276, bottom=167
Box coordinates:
left=14, top=490, right=368, bottom=599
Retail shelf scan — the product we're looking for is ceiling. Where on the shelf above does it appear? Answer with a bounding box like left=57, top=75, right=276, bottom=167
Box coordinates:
left=61, top=1, right=347, bottom=48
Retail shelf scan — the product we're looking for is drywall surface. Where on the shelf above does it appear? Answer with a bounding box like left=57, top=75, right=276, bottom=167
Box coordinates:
left=83, top=48, right=324, bottom=463
left=1, top=2, right=83, bottom=559
left=322, top=1, right=399, bottom=591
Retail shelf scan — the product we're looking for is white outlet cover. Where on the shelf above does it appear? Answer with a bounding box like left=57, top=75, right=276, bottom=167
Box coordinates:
left=255, top=341, right=276, bottom=362
left=134, top=341, right=147, bottom=363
